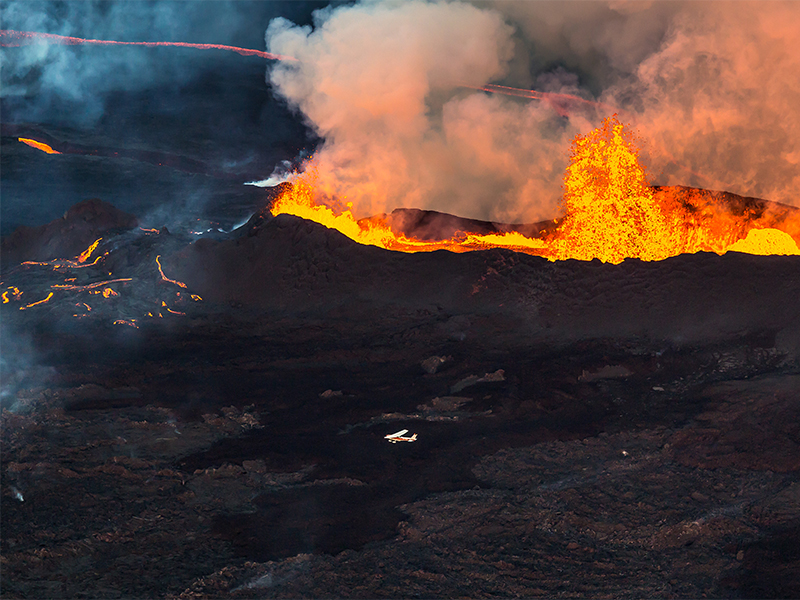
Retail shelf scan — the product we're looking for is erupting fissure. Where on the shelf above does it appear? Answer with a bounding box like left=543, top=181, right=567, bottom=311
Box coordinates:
left=270, top=116, right=800, bottom=263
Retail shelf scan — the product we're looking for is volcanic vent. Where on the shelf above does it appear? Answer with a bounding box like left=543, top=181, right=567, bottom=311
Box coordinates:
left=270, top=116, right=800, bottom=263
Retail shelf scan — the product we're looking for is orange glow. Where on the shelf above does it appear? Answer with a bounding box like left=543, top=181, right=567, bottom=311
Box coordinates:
left=725, top=228, right=800, bottom=256
left=269, top=116, right=800, bottom=263
left=22, top=252, right=106, bottom=269
left=51, top=278, right=132, bottom=291
left=552, top=115, right=674, bottom=263
left=1, top=286, right=21, bottom=303
left=467, top=83, right=618, bottom=117
left=102, top=287, right=119, bottom=298
left=270, top=167, right=549, bottom=256
left=155, top=255, right=188, bottom=288
left=114, top=319, right=139, bottom=328
left=3, top=286, right=23, bottom=303
left=18, top=137, right=61, bottom=154
left=19, top=291, right=53, bottom=310
left=77, top=238, right=102, bottom=263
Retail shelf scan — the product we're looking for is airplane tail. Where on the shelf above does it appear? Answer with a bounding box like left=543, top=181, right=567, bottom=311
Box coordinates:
left=410, top=434, right=418, bottom=441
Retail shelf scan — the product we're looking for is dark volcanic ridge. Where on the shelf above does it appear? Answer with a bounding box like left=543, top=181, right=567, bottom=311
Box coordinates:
left=2, top=191, right=800, bottom=353
left=2, top=193, right=800, bottom=599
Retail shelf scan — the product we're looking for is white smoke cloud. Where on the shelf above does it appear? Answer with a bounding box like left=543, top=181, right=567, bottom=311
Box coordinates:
left=267, top=0, right=566, bottom=222
left=266, top=0, right=800, bottom=223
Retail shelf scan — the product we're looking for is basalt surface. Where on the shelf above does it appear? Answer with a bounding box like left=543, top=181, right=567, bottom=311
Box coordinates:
left=1, top=201, right=799, bottom=599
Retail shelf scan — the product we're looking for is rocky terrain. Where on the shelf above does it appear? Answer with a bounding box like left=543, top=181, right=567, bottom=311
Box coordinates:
left=1, top=198, right=799, bottom=598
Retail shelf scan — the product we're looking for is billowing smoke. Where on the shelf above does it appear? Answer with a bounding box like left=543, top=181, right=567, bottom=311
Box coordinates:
left=266, top=0, right=800, bottom=223
left=600, top=1, right=800, bottom=206
left=266, top=0, right=587, bottom=223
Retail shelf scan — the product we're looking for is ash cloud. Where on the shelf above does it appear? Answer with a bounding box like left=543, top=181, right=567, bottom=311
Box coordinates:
left=266, top=0, right=800, bottom=223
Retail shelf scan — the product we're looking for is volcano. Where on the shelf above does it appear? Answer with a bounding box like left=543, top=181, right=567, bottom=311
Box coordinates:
left=2, top=191, right=800, bottom=599
left=3, top=1, right=800, bottom=596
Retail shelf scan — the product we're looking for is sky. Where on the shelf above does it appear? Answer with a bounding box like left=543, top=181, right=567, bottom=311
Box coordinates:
left=2, top=0, right=799, bottom=232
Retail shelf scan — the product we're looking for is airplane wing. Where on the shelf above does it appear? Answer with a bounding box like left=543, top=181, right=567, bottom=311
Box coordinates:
left=385, top=429, right=409, bottom=439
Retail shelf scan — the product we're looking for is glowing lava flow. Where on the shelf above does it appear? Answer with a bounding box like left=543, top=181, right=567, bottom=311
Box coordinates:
left=155, top=255, right=188, bottom=288
left=0, top=29, right=295, bottom=61
left=552, top=116, right=674, bottom=263
left=18, top=137, right=61, bottom=154
left=270, top=116, right=800, bottom=264
left=19, top=292, right=53, bottom=310
left=270, top=168, right=548, bottom=255
left=77, top=238, right=101, bottom=263
left=51, top=279, right=132, bottom=291
left=3, top=234, right=203, bottom=325
left=22, top=238, right=107, bottom=269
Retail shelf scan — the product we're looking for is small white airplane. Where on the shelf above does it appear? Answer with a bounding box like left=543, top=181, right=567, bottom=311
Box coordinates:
left=384, top=429, right=418, bottom=443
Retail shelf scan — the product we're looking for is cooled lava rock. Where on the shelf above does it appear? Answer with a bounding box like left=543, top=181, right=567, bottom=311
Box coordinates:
left=1, top=198, right=799, bottom=599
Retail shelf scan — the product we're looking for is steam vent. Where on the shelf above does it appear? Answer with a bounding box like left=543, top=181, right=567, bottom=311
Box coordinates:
left=2, top=2, right=800, bottom=598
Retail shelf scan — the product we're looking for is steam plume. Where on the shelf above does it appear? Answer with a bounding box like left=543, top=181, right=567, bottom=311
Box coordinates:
left=266, top=0, right=800, bottom=222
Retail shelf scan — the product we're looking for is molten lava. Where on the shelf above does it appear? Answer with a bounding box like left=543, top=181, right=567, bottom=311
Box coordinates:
left=270, top=116, right=800, bottom=263
left=4, top=234, right=201, bottom=325
left=270, top=166, right=549, bottom=255
left=19, top=292, right=53, bottom=310
left=18, top=137, right=61, bottom=154
left=553, top=116, right=674, bottom=263
left=155, top=255, right=188, bottom=288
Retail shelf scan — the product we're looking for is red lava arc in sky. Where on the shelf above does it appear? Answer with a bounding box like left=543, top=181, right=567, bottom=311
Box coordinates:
left=1, top=29, right=598, bottom=112
left=467, top=83, right=619, bottom=117
left=0, top=29, right=296, bottom=61
left=2, top=27, right=712, bottom=190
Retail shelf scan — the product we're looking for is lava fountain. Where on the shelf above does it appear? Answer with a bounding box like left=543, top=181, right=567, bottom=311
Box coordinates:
left=270, top=116, right=800, bottom=263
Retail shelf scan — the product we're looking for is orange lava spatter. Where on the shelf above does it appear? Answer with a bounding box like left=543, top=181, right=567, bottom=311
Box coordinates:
left=270, top=116, right=799, bottom=262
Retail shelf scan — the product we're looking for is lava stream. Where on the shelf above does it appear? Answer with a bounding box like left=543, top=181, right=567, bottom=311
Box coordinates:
left=19, top=292, right=53, bottom=310
left=155, top=255, right=188, bottom=288
left=18, top=137, right=61, bottom=154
